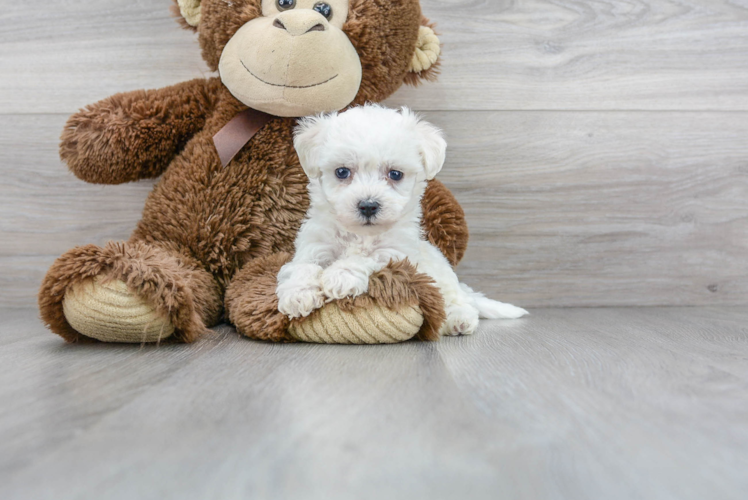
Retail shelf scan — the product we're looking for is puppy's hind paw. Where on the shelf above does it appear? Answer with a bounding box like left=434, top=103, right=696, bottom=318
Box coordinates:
left=278, top=287, right=325, bottom=319
left=441, top=304, right=480, bottom=337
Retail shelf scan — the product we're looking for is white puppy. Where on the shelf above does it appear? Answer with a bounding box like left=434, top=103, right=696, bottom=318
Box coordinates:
left=277, top=104, right=527, bottom=336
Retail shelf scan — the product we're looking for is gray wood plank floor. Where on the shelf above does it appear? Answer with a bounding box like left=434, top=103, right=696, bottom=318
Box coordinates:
left=2, top=307, right=747, bottom=500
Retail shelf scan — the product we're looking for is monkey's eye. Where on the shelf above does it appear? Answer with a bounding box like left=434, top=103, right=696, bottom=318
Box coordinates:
left=313, top=2, right=333, bottom=20
left=276, top=0, right=295, bottom=11
left=388, top=170, right=404, bottom=181
left=335, top=167, right=351, bottom=180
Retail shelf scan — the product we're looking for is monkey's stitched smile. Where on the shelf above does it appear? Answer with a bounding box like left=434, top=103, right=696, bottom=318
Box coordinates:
left=240, top=60, right=339, bottom=89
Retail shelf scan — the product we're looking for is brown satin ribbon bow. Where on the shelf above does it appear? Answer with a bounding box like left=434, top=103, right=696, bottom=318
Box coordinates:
left=212, top=108, right=274, bottom=168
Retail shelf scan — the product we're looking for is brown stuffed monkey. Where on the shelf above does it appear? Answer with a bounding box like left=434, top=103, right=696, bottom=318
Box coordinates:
left=38, top=0, right=469, bottom=344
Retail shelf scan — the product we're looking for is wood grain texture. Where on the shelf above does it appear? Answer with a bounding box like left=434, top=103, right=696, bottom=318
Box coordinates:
left=2, top=112, right=746, bottom=308
left=1, top=1, right=748, bottom=113
left=2, top=307, right=747, bottom=499
left=0, top=0, right=209, bottom=115
left=427, top=110, right=748, bottom=307
left=391, top=0, right=748, bottom=111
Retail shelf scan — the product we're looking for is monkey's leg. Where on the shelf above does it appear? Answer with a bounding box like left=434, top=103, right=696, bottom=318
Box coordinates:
left=39, top=241, right=222, bottom=343
left=225, top=253, right=296, bottom=343
left=225, top=254, right=445, bottom=344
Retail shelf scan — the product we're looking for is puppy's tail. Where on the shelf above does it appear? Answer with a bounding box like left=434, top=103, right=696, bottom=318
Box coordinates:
left=460, top=284, right=529, bottom=319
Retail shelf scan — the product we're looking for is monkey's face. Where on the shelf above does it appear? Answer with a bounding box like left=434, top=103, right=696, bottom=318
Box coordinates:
left=175, top=0, right=440, bottom=117
left=218, top=0, right=362, bottom=117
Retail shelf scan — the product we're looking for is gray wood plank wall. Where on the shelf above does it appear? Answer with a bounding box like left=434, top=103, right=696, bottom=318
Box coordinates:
left=1, top=0, right=746, bottom=308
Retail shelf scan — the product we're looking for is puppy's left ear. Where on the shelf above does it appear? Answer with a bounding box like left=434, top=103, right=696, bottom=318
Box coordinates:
left=414, top=117, right=447, bottom=180
left=294, top=114, right=331, bottom=179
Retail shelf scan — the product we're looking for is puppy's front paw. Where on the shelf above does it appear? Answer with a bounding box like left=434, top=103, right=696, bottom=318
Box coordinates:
left=321, top=267, right=369, bottom=300
left=441, top=304, right=480, bottom=337
left=278, top=286, right=325, bottom=319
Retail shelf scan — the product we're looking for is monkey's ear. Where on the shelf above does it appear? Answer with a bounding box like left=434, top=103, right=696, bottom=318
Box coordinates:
left=172, top=0, right=202, bottom=31
left=294, top=114, right=333, bottom=180
left=405, top=18, right=442, bottom=86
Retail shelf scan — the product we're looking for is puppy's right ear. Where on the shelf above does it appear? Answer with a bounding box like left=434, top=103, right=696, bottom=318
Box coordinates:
left=415, top=120, right=447, bottom=181
left=399, top=107, right=446, bottom=180
left=294, top=114, right=331, bottom=180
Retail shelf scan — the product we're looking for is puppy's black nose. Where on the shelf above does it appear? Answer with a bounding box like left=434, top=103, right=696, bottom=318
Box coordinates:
left=358, top=200, right=380, bottom=218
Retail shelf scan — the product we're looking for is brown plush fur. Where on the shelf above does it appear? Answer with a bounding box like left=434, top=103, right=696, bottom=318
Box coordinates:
left=60, top=79, right=216, bottom=184
left=421, top=180, right=469, bottom=267
left=39, top=0, right=469, bottom=343
left=224, top=253, right=294, bottom=343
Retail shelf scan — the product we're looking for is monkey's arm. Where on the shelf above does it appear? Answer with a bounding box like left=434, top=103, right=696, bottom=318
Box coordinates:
left=60, top=78, right=215, bottom=184
left=420, top=179, right=470, bottom=267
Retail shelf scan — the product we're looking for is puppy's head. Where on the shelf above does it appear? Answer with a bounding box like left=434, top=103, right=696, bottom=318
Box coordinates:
left=294, top=104, right=446, bottom=233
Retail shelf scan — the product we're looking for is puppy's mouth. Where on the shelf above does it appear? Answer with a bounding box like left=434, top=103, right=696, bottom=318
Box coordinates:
left=360, top=216, right=380, bottom=227
left=240, top=60, right=339, bottom=89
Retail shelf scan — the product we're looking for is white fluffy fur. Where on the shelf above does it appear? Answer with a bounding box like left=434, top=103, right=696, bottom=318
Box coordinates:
left=277, top=104, right=528, bottom=336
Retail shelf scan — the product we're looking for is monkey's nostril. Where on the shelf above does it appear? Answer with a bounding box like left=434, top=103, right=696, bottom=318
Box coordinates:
left=273, top=19, right=287, bottom=31
left=307, top=23, right=326, bottom=33
left=358, top=200, right=380, bottom=219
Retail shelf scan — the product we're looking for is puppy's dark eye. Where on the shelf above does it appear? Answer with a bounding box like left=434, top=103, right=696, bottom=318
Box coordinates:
left=388, top=170, right=404, bottom=181
left=313, top=2, right=333, bottom=20
left=276, top=0, right=295, bottom=11
left=335, top=168, right=351, bottom=180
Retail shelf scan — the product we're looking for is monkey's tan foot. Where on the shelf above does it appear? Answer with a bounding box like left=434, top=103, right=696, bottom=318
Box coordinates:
left=62, top=276, right=175, bottom=343
left=289, top=302, right=424, bottom=344
left=39, top=242, right=222, bottom=343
